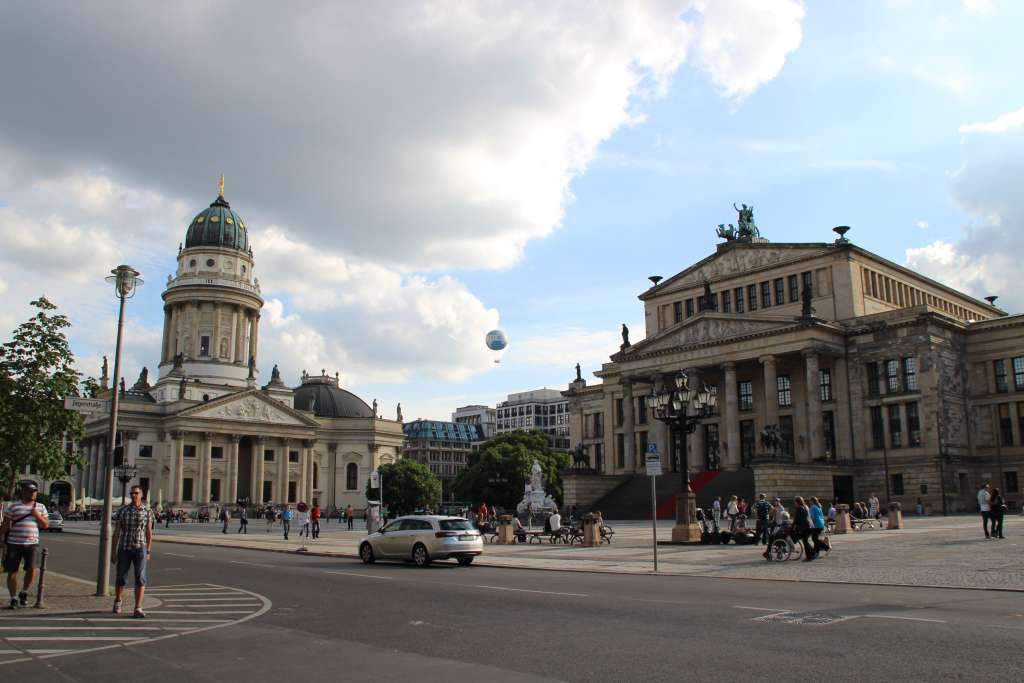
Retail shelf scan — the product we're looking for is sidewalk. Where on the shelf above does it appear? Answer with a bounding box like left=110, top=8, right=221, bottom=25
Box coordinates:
left=0, top=572, right=109, bottom=615
left=62, top=515, right=1023, bottom=591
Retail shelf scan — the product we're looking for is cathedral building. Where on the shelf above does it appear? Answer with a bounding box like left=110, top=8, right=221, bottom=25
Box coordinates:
left=563, top=211, right=1024, bottom=517
left=48, top=183, right=404, bottom=511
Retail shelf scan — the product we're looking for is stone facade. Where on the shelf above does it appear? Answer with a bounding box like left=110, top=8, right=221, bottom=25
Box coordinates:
left=564, top=230, right=1024, bottom=514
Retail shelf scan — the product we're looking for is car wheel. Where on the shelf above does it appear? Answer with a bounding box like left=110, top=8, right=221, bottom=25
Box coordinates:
left=359, top=542, right=375, bottom=564
left=412, top=543, right=431, bottom=568
left=457, top=556, right=474, bottom=566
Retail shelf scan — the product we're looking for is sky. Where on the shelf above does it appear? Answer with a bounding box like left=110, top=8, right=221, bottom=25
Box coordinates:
left=1, top=1, right=1022, bottom=422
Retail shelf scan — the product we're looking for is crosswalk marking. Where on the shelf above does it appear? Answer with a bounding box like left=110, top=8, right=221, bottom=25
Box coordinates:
left=8, top=637, right=149, bottom=642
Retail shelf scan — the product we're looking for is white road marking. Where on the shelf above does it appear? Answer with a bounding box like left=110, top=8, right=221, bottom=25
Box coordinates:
left=733, top=605, right=793, bottom=612
left=863, top=614, right=948, bottom=624
left=0, top=627, right=166, bottom=631
left=229, top=560, right=277, bottom=569
left=146, top=610, right=252, bottom=615
left=473, top=585, right=587, bottom=597
left=161, top=597, right=262, bottom=602
left=161, top=604, right=260, bottom=608
left=7, top=637, right=148, bottom=642
left=324, top=571, right=394, bottom=580
left=163, top=552, right=195, bottom=558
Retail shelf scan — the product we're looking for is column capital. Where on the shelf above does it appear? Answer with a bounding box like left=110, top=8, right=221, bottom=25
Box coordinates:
left=227, top=434, right=242, bottom=443
left=758, top=354, right=776, bottom=365
left=801, top=347, right=819, bottom=359
left=255, top=435, right=267, bottom=444
left=171, top=430, right=188, bottom=440
left=201, top=431, right=215, bottom=442
left=303, top=439, right=318, bottom=448
left=721, top=361, right=736, bottom=372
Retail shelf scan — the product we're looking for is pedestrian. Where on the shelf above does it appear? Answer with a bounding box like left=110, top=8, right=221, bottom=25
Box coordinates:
left=237, top=507, right=248, bottom=534
left=111, top=485, right=155, bottom=618
left=753, top=493, right=771, bottom=545
left=220, top=506, right=231, bottom=534
left=726, top=495, right=739, bottom=531
left=792, top=496, right=814, bottom=561
left=991, top=487, right=1006, bottom=539
left=265, top=506, right=275, bottom=532
left=280, top=506, right=292, bottom=540
left=164, top=508, right=171, bottom=529
left=868, top=493, right=880, bottom=521
left=978, top=482, right=993, bottom=538
left=809, top=496, right=828, bottom=556
left=298, top=506, right=310, bottom=538
left=2, top=482, right=49, bottom=609
left=311, top=504, right=321, bottom=539
left=346, top=504, right=354, bottom=531
left=712, top=497, right=722, bottom=522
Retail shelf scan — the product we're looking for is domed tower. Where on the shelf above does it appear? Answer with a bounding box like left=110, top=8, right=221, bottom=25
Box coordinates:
left=157, top=177, right=264, bottom=387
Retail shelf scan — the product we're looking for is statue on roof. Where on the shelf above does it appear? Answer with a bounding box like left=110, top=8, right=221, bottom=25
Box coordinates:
left=247, top=355, right=256, bottom=380
left=701, top=279, right=716, bottom=311
left=620, top=323, right=630, bottom=348
left=575, top=363, right=582, bottom=382
left=271, top=364, right=281, bottom=382
left=372, top=399, right=378, bottom=416
left=733, top=203, right=759, bottom=239
left=100, top=356, right=109, bottom=389
left=397, top=403, right=403, bottom=422
left=133, top=366, right=150, bottom=390
left=179, top=375, right=187, bottom=399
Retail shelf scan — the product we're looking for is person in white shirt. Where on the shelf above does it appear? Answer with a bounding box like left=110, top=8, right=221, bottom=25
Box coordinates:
left=548, top=512, right=561, bottom=532
left=726, top=496, right=739, bottom=531
left=978, top=483, right=993, bottom=539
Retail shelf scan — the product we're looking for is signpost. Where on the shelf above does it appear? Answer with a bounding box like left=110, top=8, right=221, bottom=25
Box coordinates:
left=63, top=397, right=110, bottom=415
left=369, top=470, right=384, bottom=527
left=646, top=444, right=661, bottom=571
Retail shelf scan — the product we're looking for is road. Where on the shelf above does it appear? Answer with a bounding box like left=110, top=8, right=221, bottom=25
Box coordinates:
left=4, top=532, right=1022, bottom=681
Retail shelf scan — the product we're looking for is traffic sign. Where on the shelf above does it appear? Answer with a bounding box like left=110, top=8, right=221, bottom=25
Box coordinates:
left=647, top=443, right=658, bottom=454
left=64, top=397, right=110, bottom=414
left=645, top=451, right=662, bottom=476
left=369, top=470, right=380, bottom=488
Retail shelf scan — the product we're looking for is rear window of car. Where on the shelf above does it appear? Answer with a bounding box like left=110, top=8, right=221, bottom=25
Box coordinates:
left=439, top=519, right=474, bottom=531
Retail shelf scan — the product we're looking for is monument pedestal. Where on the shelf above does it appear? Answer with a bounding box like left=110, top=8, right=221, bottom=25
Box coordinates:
left=669, top=489, right=701, bottom=544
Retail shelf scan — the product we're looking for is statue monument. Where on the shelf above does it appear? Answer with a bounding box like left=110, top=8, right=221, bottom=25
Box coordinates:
left=620, top=323, right=630, bottom=349
left=516, top=460, right=557, bottom=515
left=716, top=203, right=761, bottom=241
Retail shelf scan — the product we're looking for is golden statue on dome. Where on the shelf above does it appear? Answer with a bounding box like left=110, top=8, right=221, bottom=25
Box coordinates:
left=218, top=174, right=225, bottom=198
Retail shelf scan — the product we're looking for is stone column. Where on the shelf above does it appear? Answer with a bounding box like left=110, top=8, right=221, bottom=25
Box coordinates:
left=686, top=368, right=704, bottom=472
left=722, top=362, right=740, bottom=469
left=228, top=435, right=240, bottom=505
left=199, top=433, right=213, bottom=503
left=234, top=307, right=246, bottom=363
left=621, top=379, right=635, bottom=472
left=601, top=393, right=615, bottom=474
left=173, top=432, right=185, bottom=503
left=760, top=355, right=778, bottom=428
left=833, top=356, right=853, bottom=460
left=161, top=306, right=172, bottom=363
left=94, top=440, right=106, bottom=499
left=327, top=444, right=338, bottom=508
left=254, top=437, right=265, bottom=503
left=83, top=441, right=93, bottom=498
left=190, top=300, right=201, bottom=360
left=169, top=304, right=180, bottom=360
left=250, top=314, right=261, bottom=364
left=278, top=441, right=289, bottom=503
left=211, top=303, right=221, bottom=360
left=803, top=349, right=824, bottom=463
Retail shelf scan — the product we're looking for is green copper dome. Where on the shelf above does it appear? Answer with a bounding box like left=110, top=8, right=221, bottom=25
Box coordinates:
left=184, top=192, right=250, bottom=253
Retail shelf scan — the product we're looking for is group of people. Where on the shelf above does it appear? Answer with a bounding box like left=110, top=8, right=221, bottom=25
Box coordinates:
left=978, top=482, right=1008, bottom=539
left=740, top=493, right=832, bottom=561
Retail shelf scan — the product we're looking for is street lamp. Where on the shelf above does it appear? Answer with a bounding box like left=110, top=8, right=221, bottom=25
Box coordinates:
left=96, top=265, right=142, bottom=596
left=647, top=371, right=718, bottom=543
left=114, top=461, right=138, bottom=506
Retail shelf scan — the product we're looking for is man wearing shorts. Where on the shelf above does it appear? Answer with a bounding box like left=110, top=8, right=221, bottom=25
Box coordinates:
left=111, top=485, right=154, bottom=618
left=3, top=482, right=48, bottom=609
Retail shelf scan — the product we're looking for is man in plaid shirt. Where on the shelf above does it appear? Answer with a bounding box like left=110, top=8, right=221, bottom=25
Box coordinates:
left=111, top=485, right=154, bottom=618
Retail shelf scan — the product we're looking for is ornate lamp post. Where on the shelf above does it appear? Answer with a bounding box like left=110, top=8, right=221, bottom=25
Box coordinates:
left=647, top=371, right=717, bottom=543
left=114, top=461, right=138, bottom=506
left=96, top=265, right=142, bottom=596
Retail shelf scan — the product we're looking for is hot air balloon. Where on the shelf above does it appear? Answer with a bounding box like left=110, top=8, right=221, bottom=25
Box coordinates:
left=485, top=329, right=508, bottom=364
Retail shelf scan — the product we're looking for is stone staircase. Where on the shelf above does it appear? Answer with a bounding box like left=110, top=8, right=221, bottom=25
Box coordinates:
left=584, top=468, right=756, bottom=520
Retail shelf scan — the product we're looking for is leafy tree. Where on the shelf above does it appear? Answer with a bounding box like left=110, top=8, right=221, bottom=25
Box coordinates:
left=0, top=298, right=84, bottom=496
left=81, top=376, right=102, bottom=398
left=366, top=459, right=441, bottom=516
left=452, top=430, right=570, bottom=510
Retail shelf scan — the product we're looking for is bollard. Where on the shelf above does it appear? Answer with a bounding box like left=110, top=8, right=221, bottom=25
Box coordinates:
left=34, top=547, right=48, bottom=609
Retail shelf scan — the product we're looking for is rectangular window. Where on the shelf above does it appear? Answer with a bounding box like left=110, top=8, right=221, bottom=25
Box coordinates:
left=738, top=380, right=754, bottom=411
left=761, top=281, right=772, bottom=308
left=740, top=420, right=756, bottom=465
left=777, top=375, right=792, bottom=407
left=891, top=473, right=904, bottom=496
left=885, top=359, right=899, bottom=393
left=1013, top=357, right=1024, bottom=389
left=802, top=271, right=813, bottom=297
left=616, top=433, right=625, bottom=468
left=747, top=284, right=758, bottom=311
left=138, top=445, right=153, bottom=458
left=636, top=397, right=647, bottom=425
left=906, top=402, right=922, bottom=447
left=870, top=271, right=878, bottom=298
left=183, top=445, right=196, bottom=458
left=262, top=480, right=272, bottom=503
left=820, top=368, right=832, bottom=402
left=263, top=449, right=274, bottom=462
left=788, top=274, right=799, bottom=302
left=823, top=411, right=836, bottom=457
left=889, top=404, right=902, bottom=448
left=704, top=423, right=719, bottom=466
left=289, top=450, right=300, bottom=463
left=774, top=278, right=785, bottom=305
left=697, top=295, right=706, bottom=311
left=721, top=290, right=732, bottom=313
left=615, top=398, right=624, bottom=427
left=1006, top=471, right=1019, bottom=494
left=734, top=287, right=745, bottom=313
left=211, top=446, right=224, bottom=459
left=998, top=404, right=1013, bottom=446
left=995, top=359, right=1009, bottom=392
left=200, top=335, right=210, bottom=357
left=288, top=481, right=297, bottom=503
left=210, top=478, right=221, bottom=502
left=866, top=362, right=880, bottom=398
left=685, top=299, right=694, bottom=317
left=673, top=301, right=683, bottom=323
left=593, top=412, right=603, bottom=436
left=779, top=415, right=794, bottom=456
left=902, top=357, right=918, bottom=391
left=182, top=478, right=194, bottom=502
left=139, top=477, right=150, bottom=496
left=870, top=406, right=884, bottom=450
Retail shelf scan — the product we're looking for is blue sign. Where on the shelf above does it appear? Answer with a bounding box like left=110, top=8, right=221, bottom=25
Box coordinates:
left=647, top=443, right=658, bottom=454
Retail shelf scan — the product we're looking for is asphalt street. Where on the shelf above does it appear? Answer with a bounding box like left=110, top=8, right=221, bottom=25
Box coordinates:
left=4, top=532, right=1023, bottom=682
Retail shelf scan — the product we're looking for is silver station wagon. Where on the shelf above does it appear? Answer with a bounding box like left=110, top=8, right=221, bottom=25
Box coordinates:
left=359, top=515, right=483, bottom=567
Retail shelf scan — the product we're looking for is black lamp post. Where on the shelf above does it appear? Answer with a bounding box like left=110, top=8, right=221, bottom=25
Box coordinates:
left=647, top=371, right=717, bottom=543
left=114, top=461, right=138, bottom=506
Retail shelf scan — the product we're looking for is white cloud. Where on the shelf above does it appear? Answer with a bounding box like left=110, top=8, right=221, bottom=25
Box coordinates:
left=915, top=220, right=929, bottom=230
left=962, top=0, right=994, bottom=15
left=904, top=107, right=1024, bottom=312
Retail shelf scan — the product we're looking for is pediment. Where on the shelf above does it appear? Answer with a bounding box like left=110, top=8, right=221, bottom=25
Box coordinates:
left=626, top=314, right=795, bottom=355
left=178, top=390, right=317, bottom=427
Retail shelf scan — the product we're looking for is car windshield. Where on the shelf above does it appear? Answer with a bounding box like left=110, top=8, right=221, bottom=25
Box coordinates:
left=380, top=520, right=402, bottom=533
left=439, top=519, right=474, bottom=531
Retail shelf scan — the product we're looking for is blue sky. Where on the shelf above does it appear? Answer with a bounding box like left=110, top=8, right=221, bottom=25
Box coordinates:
left=1, top=2, right=1022, bottom=421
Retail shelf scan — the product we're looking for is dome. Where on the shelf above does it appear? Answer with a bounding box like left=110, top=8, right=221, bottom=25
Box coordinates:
left=293, top=373, right=374, bottom=418
left=184, top=190, right=250, bottom=253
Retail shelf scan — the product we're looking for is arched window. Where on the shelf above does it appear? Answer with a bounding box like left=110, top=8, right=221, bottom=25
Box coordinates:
left=346, top=463, right=358, bottom=491
left=313, top=462, right=319, bottom=490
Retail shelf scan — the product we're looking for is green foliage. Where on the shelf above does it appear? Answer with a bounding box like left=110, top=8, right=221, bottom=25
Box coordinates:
left=452, top=430, right=570, bottom=510
left=366, top=459, right=442, bottom=516
left=81, top=376, right=102, bottom=398
left=0, top=297, right=84, bottom=496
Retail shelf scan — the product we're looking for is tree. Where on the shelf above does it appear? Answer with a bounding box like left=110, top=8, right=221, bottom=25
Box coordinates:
left=366, top=459, right=441, bottom=516
left=0, top=297, right=84, bottom=496
left=452, top=430, right=570, bottom=510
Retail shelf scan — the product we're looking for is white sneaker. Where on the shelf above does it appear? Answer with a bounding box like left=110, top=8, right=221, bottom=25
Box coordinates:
left=112, top=600, right=122, bottom=614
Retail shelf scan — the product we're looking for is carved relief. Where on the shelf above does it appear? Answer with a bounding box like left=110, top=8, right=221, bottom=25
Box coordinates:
left=679, top=249, right=819, bottom=289
left=671, top=318, right=781, bottom=346
left=199, top=396, right=304, bottom=425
